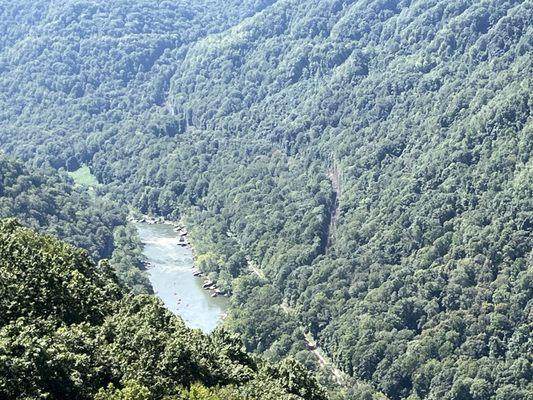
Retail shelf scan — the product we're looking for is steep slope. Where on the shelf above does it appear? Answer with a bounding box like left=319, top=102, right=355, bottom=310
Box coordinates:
left=0, top=219, right=326, bottom=400
left=0, top=153, right=152, bottom=293
left=0, top=1, right=531, bottom=398
left=0, top=0, right=275, bottom=168
left=0, top=154, right=121, bottom=259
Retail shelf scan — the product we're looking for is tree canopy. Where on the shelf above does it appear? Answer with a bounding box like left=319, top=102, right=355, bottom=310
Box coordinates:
left=0, top=219, right=326, bottom=399
left=0, top=0, right=531, bottom=398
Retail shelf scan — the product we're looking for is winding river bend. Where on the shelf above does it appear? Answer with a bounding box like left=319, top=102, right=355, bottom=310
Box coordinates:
left=136, top=223, right=228, bottom=333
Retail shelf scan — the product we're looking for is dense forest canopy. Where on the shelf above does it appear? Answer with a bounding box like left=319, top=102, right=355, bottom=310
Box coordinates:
left=0, top=219, right=325, bottom=399
left=0, top=154, right=119, bottom=259
left=0, top=0, right=531, bottom=399
left=0, top=154, right=152, bottom=293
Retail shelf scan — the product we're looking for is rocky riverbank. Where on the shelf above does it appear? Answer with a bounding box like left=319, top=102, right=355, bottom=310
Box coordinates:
left=130, top=214, right=227, bottom=298
left=134, top=222, right=228, bottom=332
left=129, top=214, right=191, bottom=247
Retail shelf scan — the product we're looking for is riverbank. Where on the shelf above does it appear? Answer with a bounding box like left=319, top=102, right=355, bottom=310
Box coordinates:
left=129, top=214, right=191, bottom=246
left=129, top=214, right=228, bottom=298
left=135, top=222, right=228, bottom=333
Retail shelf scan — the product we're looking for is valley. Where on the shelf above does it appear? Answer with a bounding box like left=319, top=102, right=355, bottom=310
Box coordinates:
left=0, top=0, right=531, bottom=399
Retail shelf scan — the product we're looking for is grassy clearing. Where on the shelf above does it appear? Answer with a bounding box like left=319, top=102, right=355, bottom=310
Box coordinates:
left=68, top=165, right=99, bottom=188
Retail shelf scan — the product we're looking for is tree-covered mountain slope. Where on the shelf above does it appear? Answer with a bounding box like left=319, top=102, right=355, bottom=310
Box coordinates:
left=0, top=154, right=152, bottom=293
left=0, top=219, right=326, bottom=400
left=0, top=0, right=531, bottom=399
left=0, top=154, right=121, bottom=259
left=0, top=0, right=274, bottom=168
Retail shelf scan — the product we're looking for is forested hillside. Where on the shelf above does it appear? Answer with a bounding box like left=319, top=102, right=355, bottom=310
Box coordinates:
left=0, top=0, right=531, bottom=399
left=0, top=154, right=121, bottom=259
left=0, top=154, right=152, bottom=293
left=0, top=219, right=325, bottom=399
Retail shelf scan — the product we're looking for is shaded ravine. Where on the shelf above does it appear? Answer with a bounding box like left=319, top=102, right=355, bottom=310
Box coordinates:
left=136, top=223, right=228, bottom=333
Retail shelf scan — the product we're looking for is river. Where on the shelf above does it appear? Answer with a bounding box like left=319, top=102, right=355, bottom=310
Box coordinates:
left=136, top=223, right=228, bottom=333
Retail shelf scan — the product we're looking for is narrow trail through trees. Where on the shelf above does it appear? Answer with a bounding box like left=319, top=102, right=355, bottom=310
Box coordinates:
left=247, top=257, right=266, bottom=280
left=232, top=163, right=347, bottom=385
left=247, top=258, right=347, bottom=386
left=304, top=332, right=346, bottom=384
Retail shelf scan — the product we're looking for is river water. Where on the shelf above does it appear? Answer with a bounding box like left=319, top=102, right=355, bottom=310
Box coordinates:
left=136, top=223, right=228, bottom=333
